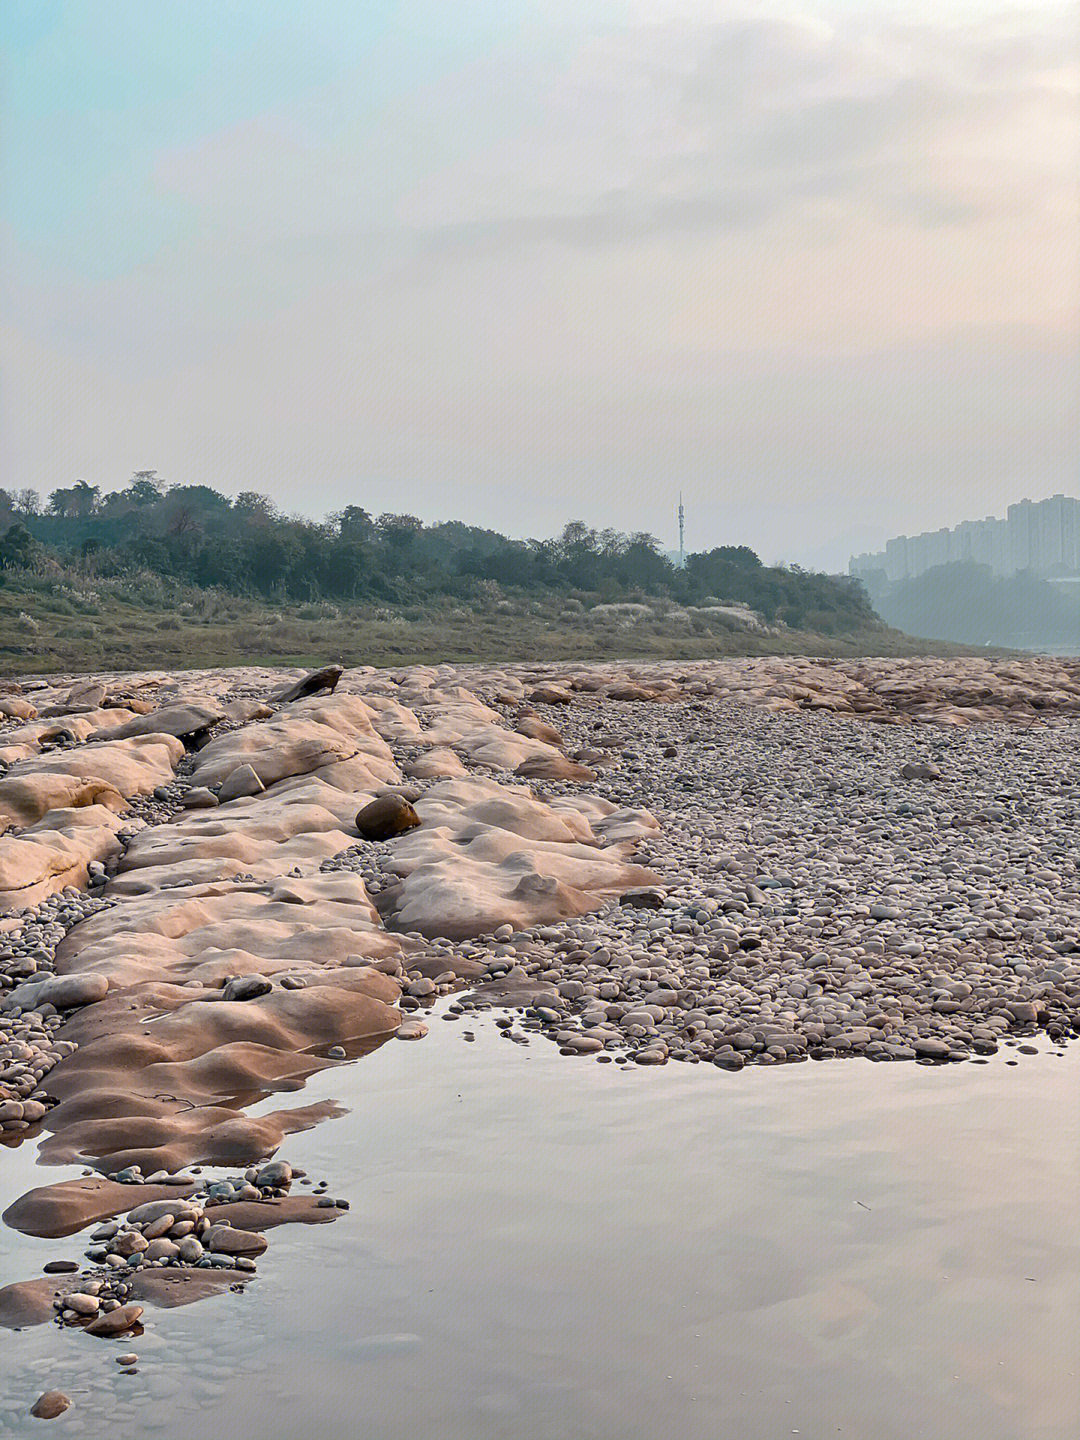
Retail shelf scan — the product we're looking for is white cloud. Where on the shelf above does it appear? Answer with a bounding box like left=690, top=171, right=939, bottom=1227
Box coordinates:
left=4, top=3, right=1077, bottom=564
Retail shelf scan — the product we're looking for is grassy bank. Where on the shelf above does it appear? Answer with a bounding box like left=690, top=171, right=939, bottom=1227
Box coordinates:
left=0, top=571, right=980, bottom=679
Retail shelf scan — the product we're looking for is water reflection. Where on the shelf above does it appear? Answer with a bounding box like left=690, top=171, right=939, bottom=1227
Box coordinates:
left=1, top=1015, right=1077, bottom=1440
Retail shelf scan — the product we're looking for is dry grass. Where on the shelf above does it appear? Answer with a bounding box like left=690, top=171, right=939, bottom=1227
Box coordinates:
left=0, top=574, right=980, bottom=679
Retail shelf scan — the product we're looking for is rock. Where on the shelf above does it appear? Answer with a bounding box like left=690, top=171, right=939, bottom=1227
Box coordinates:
left=355, top=794, right=421, bottom=841
left=64, top=1292, right=101, bottom=1316
left=254, top=1160, right=292, bottom=1189
left=221, top=974, right=273, bottom=1003
left=515, top=754, right=597, bottom=782
left=900, top=761, right=942, bottom=781
left=141, top=1213, right=175, bottom=1240
left=913, top=1037, right=951, bottom=1059
left=527, top=685, right=573, bottom=705
left=38, top=972, right=109, bottom=1009
left=144, top=1238, right=180, bottom=1261
left=85, top=1303, right=143, bottom=1336
left=30, top=1391, right=72, bottom=1419
left=217, top=764, right=266, bottom=802
left=116, top=1354, right=138, bottom=1367
left=271, top=665, right=344, bottom=704
left=94, top=702, right=224, bottom=746
left=41, top=1260, right=79, bottom=1274
left=396, top=1019, right=429, bottom=1040
left=1007, top=1001, right=1039, bottom=1024
left=181, top=787, right=218, bottom=809
left=127, top=1199, right=199, bottom=1227
left=619, top=888, right=666, bottom=909
left=67, top=681, right=107, bottom=709
left=515, top=716, right=564, bottom=746
left=203, top=1225, right=267, bottom=1257
left=110, top=1230, right=148, bottom=1257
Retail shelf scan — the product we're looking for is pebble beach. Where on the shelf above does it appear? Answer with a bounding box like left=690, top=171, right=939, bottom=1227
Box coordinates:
left=0, top=654, right=1077, bottom=1425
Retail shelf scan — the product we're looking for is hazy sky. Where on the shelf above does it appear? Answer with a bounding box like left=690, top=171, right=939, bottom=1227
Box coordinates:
left=3, top=1, right=1077, bottom=568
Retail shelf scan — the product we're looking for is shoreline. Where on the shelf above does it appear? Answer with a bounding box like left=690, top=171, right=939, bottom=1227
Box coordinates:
left=0, top=654, right=1077, bottom=1418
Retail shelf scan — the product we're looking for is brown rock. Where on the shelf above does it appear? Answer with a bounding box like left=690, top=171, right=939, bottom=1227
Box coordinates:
left=3, top=1178, right=197, bottom=1239
left=355, top=794, right=420, bottom=841
left=85, top=1303, right=143, bottom=1337
left=217, top=764, right=266, bottom=802
left=203, top=1224, right=267, bottom=1257
left=526, top=685, right=573, bottom=705
left=205, top=1196, right=343, bottom=1231
left=0, top=1277, right=60, bottom=1328
left=272, top=665, right=344, bottom=704
left=515, top=754, right=597, bottom=782
left=515, top=716, right=564, bottom=746
left=30, top=1391, right=71, bottom=1419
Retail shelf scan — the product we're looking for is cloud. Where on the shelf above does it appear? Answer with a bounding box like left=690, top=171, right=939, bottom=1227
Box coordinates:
left=383, top=7, right=1079, bottom=249
left=4, top=3, right=1078, bottom=566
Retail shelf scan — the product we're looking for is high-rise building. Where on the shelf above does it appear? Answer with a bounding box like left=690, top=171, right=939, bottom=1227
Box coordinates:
left=850, top=495, right=1079, bottom=582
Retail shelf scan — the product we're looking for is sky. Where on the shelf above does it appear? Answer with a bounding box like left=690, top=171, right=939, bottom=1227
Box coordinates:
left=3, top=0, right=1078, bottom=569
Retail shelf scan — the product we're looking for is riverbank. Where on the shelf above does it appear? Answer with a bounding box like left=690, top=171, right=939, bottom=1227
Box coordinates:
left=0, top=654, right=1077, bottom=1425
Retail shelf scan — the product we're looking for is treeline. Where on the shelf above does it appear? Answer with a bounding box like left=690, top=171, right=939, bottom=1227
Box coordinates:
left=0, top=473, right=879, bottom=635
left=861, top=561, right=1079, bottom=651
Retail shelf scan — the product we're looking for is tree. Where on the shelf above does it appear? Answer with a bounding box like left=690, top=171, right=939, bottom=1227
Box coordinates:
left=128, top=471, right=164, bottom=505
left=47, top=479, right=99, bottom=518
left=13, top=489, right=41, bottom=516
left=0, top=523, right=39, bottom=570
left=333, top=506, right=375, bottom=542
left=234, top=491, right=278, bottom=520
left=377, top=513, right=423, bottom=551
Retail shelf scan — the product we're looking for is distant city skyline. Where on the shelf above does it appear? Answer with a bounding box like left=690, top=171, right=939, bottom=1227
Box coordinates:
left=3, top=2, right=1077, bottom=568
left=850, top=492, right=1080, bottom=582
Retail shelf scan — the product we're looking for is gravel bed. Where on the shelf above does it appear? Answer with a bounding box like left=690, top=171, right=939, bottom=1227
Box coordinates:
left=408, top=697, right=1080, bottom=1067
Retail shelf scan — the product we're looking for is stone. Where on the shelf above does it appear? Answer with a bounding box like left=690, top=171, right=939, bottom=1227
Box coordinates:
left=619, top=888, right=666, bottom=909
left=30, top=1391, right=71, bottom=1419
left=85, top=1303, right=143, bottom=1336
left=181, top=787, right=219, bottom=809
left=396, top=1019, right=429, bottom=1040
left=23, top=972, right=109, bottom=1010
left=222, top=974, right=273, bottom=1003
left=255, top=1160, right=292, bottom=1189
left=203, top=1225, right=267, bottom=1257
left=64, top=1292, right=101, bottom=1316
left=913, top=1037, right=951, bottom=1059
left=141, top=1213, right=175, bottom=1239
left=900, top=761, right=942, bottom=781
left=271, top=665, right=344, bottom=704
left=217, top=764, right=266, bottom=802
left=110, top=1230, right=148, bottom=1257
left=355, top=794, right=421, bottom=841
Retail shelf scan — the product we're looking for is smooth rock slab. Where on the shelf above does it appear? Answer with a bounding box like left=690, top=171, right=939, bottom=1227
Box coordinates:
left=4, top=1178, right=197, bottom=1239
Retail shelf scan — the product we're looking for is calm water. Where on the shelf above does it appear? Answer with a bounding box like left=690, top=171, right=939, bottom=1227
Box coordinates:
left=1, top=1016, right=1078, bottom=1440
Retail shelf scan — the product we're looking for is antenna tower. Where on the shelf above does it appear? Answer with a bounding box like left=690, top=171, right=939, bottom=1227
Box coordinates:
left=678, top=492, right=685, bottom=568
